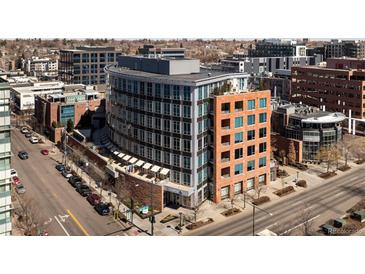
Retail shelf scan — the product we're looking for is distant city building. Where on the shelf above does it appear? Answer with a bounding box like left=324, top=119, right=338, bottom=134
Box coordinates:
left=105, top=55, right=270, bottom=206
left=220, top=55, right=323, bottom=76
left=248, top=39, right=307, bottom=57
left=0, top=77, right=11, bottom=236
left=22, top=56, right=58, bottom=79
left=324, top=40, right=365, bottom=59
left=59, top=46, right=121, bottom=85
left=262, top=69, right=292, bottom=100
left=137, top=44, right=186, bottom=58
left=291, top=58, right=365, bottom=121
left=271, top=101, right=345, bottom=162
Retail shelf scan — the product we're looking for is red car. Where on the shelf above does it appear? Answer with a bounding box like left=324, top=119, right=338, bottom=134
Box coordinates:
left=87, top=193, right=102, bottom=206
left=12, top=176, right=20, bottom=185
left=41, top=149, right=49, bottom=155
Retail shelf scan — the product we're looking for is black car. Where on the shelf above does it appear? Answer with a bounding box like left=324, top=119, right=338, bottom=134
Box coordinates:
left=55, top=164, right=65, bottom=172
left=25, top=132, right=32, bottom=138
left=18, top=151, right=29, bottom=160
left=68, top=176, right=82, bottom=187
left=76, top=184, right=92, bottom=197
left=94, top=203, right=110, bottom=216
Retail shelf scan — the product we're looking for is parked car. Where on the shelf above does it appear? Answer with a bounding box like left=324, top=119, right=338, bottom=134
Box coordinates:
left=12, top=176, right=20, bottom=185
left=29, top=136, right=39, bottom=144
left=18, top=151, right=29, bottom=160
left=87, top=193, right=102, bottom=206
left=10, top=169, right=17, bottom=178
left=15, top=184, right=26, bottom=194
left=25, top=132, right=32, bottom=138
left=55, top=164, right=65, bottom=172
left=61, top=169, right=72, bottom=178
left=68, top=176, right=82, bottom=187
left=94, top=203, right=110, bottom=216
left=76, top=184, right=92, bottom=197
left=20, top=127, right=29, bottom=134
left=41, top=149, right=49, bottom=155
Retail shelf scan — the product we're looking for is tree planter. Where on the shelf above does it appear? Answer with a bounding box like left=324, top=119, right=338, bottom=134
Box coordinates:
left=296, top=180, right=307, bottom=188
left=185, top=218, right=214, bottom=230
left=252, top=196, right=270, bottom=205
left=355, top=159, right=365, bottom=165
left=160, top=214, right=178, bottom=224
left=274, top=186, right=295, bottom=197
left=221, top=207, right=241, bottom=217
left=318, top=172, right=337, bottom=179
left=338, top=165, right=351, bottom=172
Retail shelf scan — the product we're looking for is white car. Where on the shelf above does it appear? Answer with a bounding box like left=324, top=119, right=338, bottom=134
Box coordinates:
left=10, top=169, right=17, bottom=178
left=21, top=127, right=29, bottom=134
left=29, top=136, right=39, bottom=144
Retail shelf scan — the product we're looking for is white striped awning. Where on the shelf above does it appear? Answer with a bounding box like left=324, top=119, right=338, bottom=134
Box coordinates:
left=113, top=150, right=120, bottom=155
left=160, top=168, right=170, bottom=176
left=135, top=160, right=145, bottom=167
left=142, top=163, right=152, bottom=170
left=118, top=152, right=125, bottom=158
left=128, top=157, right=138, bottom=164
left=151, top=165, right=161, bottom=173
left=122, top=155, right=131, bottom=161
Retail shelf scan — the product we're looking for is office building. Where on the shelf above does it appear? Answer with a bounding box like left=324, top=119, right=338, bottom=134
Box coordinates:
left=59, top=46, right=121, bottom=85
left=220, top=55, right=323, bottom=76
left=22, top=56, right=58, bottom=79
left=138, top=44, right=186, bottom=58
left=324, top=40, right=365, bottom=59
left=271, top=101, right=345, bottom=162
left=248, top=39, right=307, bottom=57
left=0, top=77, right=12, bottom=236
left=105, top=55, right=270, bottom=207
left=291, top=58, right=365, bottom=120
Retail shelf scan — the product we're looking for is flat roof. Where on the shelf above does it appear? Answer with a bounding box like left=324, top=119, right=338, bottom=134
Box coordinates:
left=107, top=65, right=247, bottom=84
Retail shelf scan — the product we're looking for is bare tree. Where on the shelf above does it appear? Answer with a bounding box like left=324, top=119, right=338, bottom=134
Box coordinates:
left=14, top=196, right=43, bottom=236
left=299, top=205, right=315, bottom=236
left=254, top=184, right=267, bottom=199
left=287, top=140, right=296, bottom=164
left=316, top=146, right=339, bottom=173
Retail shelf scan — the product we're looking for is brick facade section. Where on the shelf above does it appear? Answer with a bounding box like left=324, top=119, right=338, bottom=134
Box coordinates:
left=213, top=90, right=271, bottom=203
left=271, top=133, right=303, bottom=163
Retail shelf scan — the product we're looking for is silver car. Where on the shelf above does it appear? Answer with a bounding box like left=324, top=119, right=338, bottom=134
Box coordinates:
left=16, top=184, right=26, bottom=194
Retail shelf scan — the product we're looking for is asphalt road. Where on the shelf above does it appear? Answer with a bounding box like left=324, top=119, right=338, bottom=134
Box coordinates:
left=188, top=166, right=365, bottom=236
left=11, top=127, right=126, bottom=236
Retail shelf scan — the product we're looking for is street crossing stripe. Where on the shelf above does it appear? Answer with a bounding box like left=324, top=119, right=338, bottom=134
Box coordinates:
left=67, top=209, right=90, bottom=236
left=54, top=215, right=70, bottom=236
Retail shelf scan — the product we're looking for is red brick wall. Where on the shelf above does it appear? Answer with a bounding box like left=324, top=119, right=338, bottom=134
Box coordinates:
left=271, top=133, right=303, bottom=163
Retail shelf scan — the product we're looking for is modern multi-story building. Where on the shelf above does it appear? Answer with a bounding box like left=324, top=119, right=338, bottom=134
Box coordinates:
left=138, top=44, right=186, bottom=58
left=105, top=55, right=270, bottom=207
left=11, top=81, right=64, bottom=113
left=22, top=56, right=58, bottom=79
left=59, top=46, right=121, bottom=85
left=291, top=58, right=365, bottom=120
left=262, top=69, right=292, bottom=100
left=248, top=39, right=307, bottom=57
left=220, top=55, right=323, bottom=76
left=324, top=40, right=365, bottom=60
left=0, top=77, right=12, bottom=236
left=271, top=101, right=345, bottom=162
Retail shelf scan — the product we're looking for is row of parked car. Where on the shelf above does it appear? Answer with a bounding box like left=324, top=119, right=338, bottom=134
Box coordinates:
left=20, top=127, right=39, bottom=144
left=11, top=168, right=26, bottom=194
left=55, top=164, right=111, bottom=216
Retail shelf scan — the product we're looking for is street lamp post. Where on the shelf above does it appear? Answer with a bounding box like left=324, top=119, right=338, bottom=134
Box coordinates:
left=246, top=201, right=273, bottom=236
left=150, top=178, right=154, bottom=236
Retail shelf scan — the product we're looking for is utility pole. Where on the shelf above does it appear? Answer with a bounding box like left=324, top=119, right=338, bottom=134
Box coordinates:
left=246, top=201, right=273, bottom=236
left=150, top=178, right=154, bottom=236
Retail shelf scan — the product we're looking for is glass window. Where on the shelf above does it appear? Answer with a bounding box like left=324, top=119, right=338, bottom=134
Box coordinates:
left=183, top=106, right=191, bottom=118
left=163, top=103, right=170, bottom=115
left=234, top=117, right=243, bottom=128
left=235, top=148, right=243, bottom=159
left=247, top=130, right=255, bottom=140
left=234, top=181, right=243, bottom=194
left=259, top=127, right=267, bottom=138
left=248, top=114, right=255, bottom=125
left=248, top=99, right=255, bottom=110
left=259, top=98, right=267, bottom=108
left=247, top=145, right=255, bottom=156
left=259, top=113, right=267, bottom=123
left=155, top=83, right=161, bottom=97
left=234, top=132, right=243, bottom=143
left=164, top=85, right=170, bottom=98
left=235, top=101, right=243, bottom=112
left=183, top=86, right=190, bottom=101
left=259, top=142, right=267, bottom=153
left=173, top=85, right=179, bottom=100
left=234, top=163, right=243, bottom=175
left=247, top=160, right=255, bottom=171
left=259, top=157, right=267, bottom=168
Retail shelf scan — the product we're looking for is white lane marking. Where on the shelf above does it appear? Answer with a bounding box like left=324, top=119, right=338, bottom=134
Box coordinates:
left=58, top=214, right=69, bottom=222
left=54, top=215, right=70, bottom=236
left=334, top=191, right=345, bottom=197
left=43, top=217, right=53, bottom=225
left=279, top=214, right=320, bottom=236
left=265, top=222, right=277, bottom=230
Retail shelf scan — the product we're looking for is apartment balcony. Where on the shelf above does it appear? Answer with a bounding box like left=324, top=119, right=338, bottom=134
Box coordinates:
left=221, top=157, right=230, bottom=163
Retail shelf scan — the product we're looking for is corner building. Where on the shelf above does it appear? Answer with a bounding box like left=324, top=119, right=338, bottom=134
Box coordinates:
left=105, top=55, right=270, bottom=207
